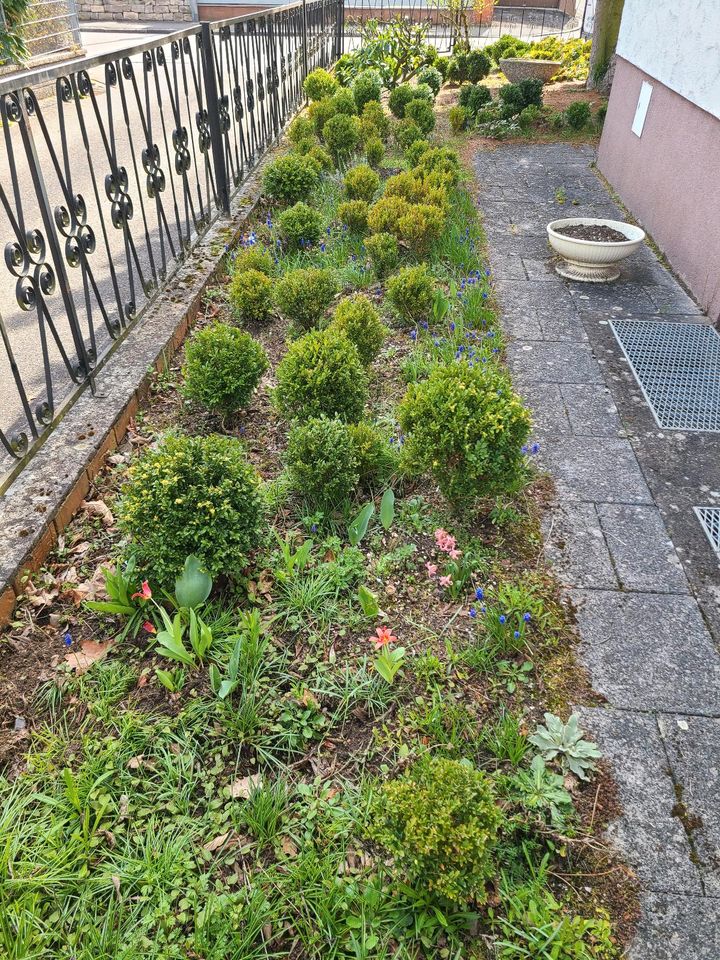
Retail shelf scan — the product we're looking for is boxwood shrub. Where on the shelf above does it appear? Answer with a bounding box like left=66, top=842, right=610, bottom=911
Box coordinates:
left=328, top=294, right=387, bottom=365
left=273, top=267, right=338, bottom=331
left=229, top=267, right=273, bottom=323
left=286, top=416, right=359, bottom=504
left=262, top=153, right=319, bottom=205
left=182, top=323, right=268, bottom=416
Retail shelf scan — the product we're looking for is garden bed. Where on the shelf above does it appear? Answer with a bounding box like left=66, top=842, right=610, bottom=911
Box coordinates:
left=0, top=50, right=637, bottom=960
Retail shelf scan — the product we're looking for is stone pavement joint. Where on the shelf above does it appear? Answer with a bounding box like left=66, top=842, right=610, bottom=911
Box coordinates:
left=474, top=143, right=720, bottom=958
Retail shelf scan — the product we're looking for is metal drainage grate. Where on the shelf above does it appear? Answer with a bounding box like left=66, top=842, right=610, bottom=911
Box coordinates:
left=610, top=321, right=720, bottom=431
left=695, top=507, right=720, bottom=555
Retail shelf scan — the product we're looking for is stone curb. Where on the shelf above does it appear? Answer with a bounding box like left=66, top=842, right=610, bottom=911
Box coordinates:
left=0, top=164, right=269, bottom=625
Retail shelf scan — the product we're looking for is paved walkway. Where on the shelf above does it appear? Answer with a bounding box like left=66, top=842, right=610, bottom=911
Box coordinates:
left=474, top=143, right=720, bottom=958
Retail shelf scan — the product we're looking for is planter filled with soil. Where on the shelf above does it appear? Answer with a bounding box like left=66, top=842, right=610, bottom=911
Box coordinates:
left=547, top=217, right=646, bottom=282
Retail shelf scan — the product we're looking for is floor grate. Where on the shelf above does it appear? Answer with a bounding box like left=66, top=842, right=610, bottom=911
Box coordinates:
left=610, top=321, right=720, bottom=431
left=695, top=507, right=720, bottom=556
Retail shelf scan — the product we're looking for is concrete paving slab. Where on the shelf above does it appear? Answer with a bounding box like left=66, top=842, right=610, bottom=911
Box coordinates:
left=559, top=383, right=623, bottom=436
left=537, top=436, right=653, bottom=504
left=542, top=502, right=617, bottom=589
left=508, top=342, right=606, bottom=384
left=597, top=504, right=689, bottom=594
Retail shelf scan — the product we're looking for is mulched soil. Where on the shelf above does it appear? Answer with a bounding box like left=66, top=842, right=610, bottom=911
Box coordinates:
left=555, top=223, right=628, bottom=242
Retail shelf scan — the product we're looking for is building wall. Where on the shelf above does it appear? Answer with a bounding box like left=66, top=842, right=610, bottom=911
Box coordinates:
left=598, top=56, right=720, bottom=322
left=77, top=0, right=193, bottom=22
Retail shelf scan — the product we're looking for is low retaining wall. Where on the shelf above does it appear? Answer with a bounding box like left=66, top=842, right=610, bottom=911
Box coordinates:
left=77, top=0, right=194, bottom=22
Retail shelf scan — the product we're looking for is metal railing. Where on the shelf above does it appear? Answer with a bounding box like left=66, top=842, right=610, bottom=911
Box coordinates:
left=0, top=0, right=342, bottom=485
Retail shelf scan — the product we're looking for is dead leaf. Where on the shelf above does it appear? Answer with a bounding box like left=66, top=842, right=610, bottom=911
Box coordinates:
left=64, top=638, right=114, bottom=674
left=81, top=499, right=114, bottom=527
left=112, top=874, right=122, bottom=898
left=229, top=773, right=262, bottom=799
left=281, top=836, right=298, bottom=857
left=204, top=832, right=230, bottom=852
left=127, top=755, right=144, bottom=770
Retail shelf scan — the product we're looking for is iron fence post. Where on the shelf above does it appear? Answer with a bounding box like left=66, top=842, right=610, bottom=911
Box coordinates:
left=301, top=0, right=309, bottom=83
left=201, top=21, right=231, bottom=215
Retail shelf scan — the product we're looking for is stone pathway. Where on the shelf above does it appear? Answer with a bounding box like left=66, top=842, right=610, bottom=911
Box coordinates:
left=473, top=143, right=720, bottom=957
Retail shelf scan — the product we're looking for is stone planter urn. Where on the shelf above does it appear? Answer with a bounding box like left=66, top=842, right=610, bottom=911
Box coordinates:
left=547, top=218, right=646, bottom=282
left=499, top=58, right=561, bottom=84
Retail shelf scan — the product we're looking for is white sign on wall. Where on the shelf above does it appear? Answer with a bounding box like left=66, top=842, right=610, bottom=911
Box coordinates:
left=631, top=81, right=653, bottom=137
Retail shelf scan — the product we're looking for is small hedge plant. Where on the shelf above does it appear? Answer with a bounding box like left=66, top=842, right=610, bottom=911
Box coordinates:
left=449, top=105, right=467, bottom=133
left=394, top=118, right=423, bottom=150
left=338, top=199, right=369, bottom=234
left=345, top=164, right=380, bottom=202
left=365, top=232, right=399, bottom=278
left=362, top=100, right=390, bottom=140
left=273, top=267, right=338, bottom=332
left=386, top=264, right=435, bottom=322
left=351, top=69, right=382, bottom=111
left=229, top=267, right=273, bottom=323
left=564, top=99, right=592, bottom=130
left=369, top=756, right=502, bottom=904
left=183, top=323, right=268, bottom=416
left=275, top=328, right=368, bottom=422
left=405, top=98, right=435, bottom=135
left=499, top=78, right=543, bottom=116
left=405, top=138, right=430, bottom=166
left=367, top=195, right=411, bottom=235
left=323, top=113, right=360, bottom=164
left=278, top=201, right=324, bottom=249
left=459, top=82, right=492, bottom=120
left=262, top=153, right=319, bottom=205
left=118, top=433, right=263, bottom=585
left=398, top=360, right=532, bottom=504
left=365, top=136, right=384, bottom=167
left=286, top=416, right=359, bottom=505
left=328, top=294, right=387, bottom=365
left=348, top=420, right=399, bottom=488
left=232, top=246, right=274, bottom=277
left=447, top=49, right=491, bottom=84
left=416, top=64, right=442, bottom=96
left=398, top=203, right=444, bottom=255
left=309, top=97, right=337, bottom=136
left=388, top=83, right=419, bottom=119
left=331, top=87, right=357, bottom=116
left=288, top=114, right=314, bottom=145
left=304, top=67, right=337, bottom=102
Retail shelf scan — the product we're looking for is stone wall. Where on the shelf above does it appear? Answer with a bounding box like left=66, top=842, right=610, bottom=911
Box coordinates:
left=77, top=0, right=194, bottom=22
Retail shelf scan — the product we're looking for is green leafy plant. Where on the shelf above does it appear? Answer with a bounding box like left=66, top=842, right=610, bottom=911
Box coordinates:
left=348, top=501, right=375, bottom=545
left=174, top=555, right=213, bottom=610
left=379, top=488, right=395, bottom=529
left=288, top=114, right=315, bottom=145
left=416, top=64, right=442, bottom=96
left=344, top=164, right=380, bottom=202
left=358, top=584, right=380, bottom=618
left=394, top=118, right=423, bottom=150
left=459, top=82, right=492, bottom=119
left=263, top=153, right=319, bottom=204
left=232, top=245, right=274, bottom=277
left=346, top=17, right=429, bottom=88
left=182, top=323, right=268, bottom=416
left=405, top=98, right=435, bottom=135
left=348, top=419, right=399, bottom=488
left=328, top=294, right=387, bottom=365
left=372, top=628, right=405, bottom=685
left=323, top=113, right=361, bottom=164
left=364, top=136, right=384, bottom=168
left=529, top=713, right=602, bottom=781
left=398, top=203, right=444, bottom=255
left=362, top=99, right=391, bottom=139
left=278, top=201, right=324, bottom=249
left=228, top=267, right=273, bottom=323
left=306, top=144, right=334, bottom=171
left=154, top=607, right=213, bottom=668
left=499, top=78, right=543, bottom=117
left=564, top=99, right=592, bottom=131
left=388, top=83, right=418, bottom=119
left=351, top=69, right=382, bottom=111
left=415, top=146, right=461, bottom=184
left=84, top=557, right=145, bottom=641
left=118, top=433, right=263, bottom=585
left=337, top=199, right=369, bottom=234
left=504, top=755, right=574, bottom=830
left=273, top=267, right=338, bottom=331
left=367, top=195, right=412, bottom=236
left=286, top=416, right=359, bottom=505
left=405, top=138, right=430, bottom=166
left=370, top=756, right=502, bottom=903
left=386, top=264, right=435, bottom=322
left=155, top=666, right=186, bottom=693
left=275, top=328, right=368, bottom=422
left=449, top=105, right=468, bottom=134
left=331, top=87, right=358, bottom=116
left=309, top=96, right=338, bottom=136
left=365, top=231, right=399, bottom=278
left=304, top=67, right=338, bottom=101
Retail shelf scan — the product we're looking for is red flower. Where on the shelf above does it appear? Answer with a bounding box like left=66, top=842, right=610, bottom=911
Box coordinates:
left=143, top=621, right=156, bottom=635
left=369, top=626, right=397, bottom=649
left=132, top=580, right=152, bottom=601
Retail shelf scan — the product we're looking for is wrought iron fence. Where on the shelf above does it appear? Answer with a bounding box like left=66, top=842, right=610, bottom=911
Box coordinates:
left=0, top=0, right=341, bottom=486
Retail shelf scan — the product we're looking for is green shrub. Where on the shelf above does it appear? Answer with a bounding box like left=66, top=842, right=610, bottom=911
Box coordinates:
left=467, top=49, right=491, bottom=83
left=398, top=203, right=444, bottom=255
left=394, top=118, right=423, bottom=150
left=348, top=420, right=399, bottom=488
left=275, top=328, right=368, bottom=422
left=288, top=114, right=315, bottom=145
left=365, top=232, right=399, bottom=278
left=331, top=87, right=357, bottom=116
left=367, top=195, right=412, bottom=236
left=277, top=201, right=323, bottom=250
left=273, top=267, right=338, bottom=331
left=286, top=416, right=359, bottom=504
left=232, top=245, right=274, bottom=277
left=119, top=433, right=263, bottom=585
left=328, top=293, right=387, bottom=365
left=405, top=138, right=430, bottom=166
left=564, top=99, right=592, bottom=130
left=183, top=323, right=267, bottom=417
left=449, top=105, right=468, bottom=133
left=386, top=264, right=435, bottom=322
left=304, top=67, right=337, bottom=102
left=369, top=757, right=502, bottom=904
left=383, top=170, right=424, bottom=203
left=388, top=83, right=418, bottom=118
left=229, top=267, right=273, bottom=322
left=416, top=64, right=442, bottom=96
left=351, top=69, right=382, bottom=111
left=519, top=104, right=542, bottom=129
left=398, top=361, right=532, bottom=503
left=415, top=146, right=461, bottom=184
left=458, top=82, right=492, bottom=118
left=365, top=135, right=384, bottom=168
left=405, top=97, right=435, bottom=135
left=596, top=102, right=608, bottom=126
left=263, top=153, right=319, bottom=204
left=413, top=83, right=435, bottom=104
left=306, top=144, right=334, bottom=171
left=344, top=164, right=380, bottom=202
left=323, top=113, right=360, bottom=163
left=337, top=199, right=369, bottom=233
left=446, top=52, right=468, bottom=83
left=292, top=135, right=317, bottom=157
left=499, top=78, right=543, bottom=116
left=362, top=100, right=390, bottom=139
left=309, top=97, right=337, bottom=136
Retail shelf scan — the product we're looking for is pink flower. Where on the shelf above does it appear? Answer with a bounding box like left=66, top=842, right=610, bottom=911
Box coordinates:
left=426, top=563, right=438, bottom=577
left=439, top=575, right=453, bottom=588
left=448, top=548, right=462, bottom=560
left=369, top=626, right=398, bottom=649
left=132, top=580, right=152, bottom=601
left=434, top=528, right=458, bottom=555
